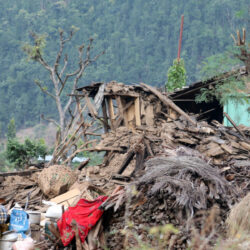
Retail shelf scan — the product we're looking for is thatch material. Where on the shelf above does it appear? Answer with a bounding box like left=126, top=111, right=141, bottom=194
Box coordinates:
left=226, top=193, right=250, bottom=237
left=137, top=156, right=235, bottom=215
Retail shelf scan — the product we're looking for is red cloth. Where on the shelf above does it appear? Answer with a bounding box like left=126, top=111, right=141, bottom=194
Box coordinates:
left=57, top=196, right=108, bottom=246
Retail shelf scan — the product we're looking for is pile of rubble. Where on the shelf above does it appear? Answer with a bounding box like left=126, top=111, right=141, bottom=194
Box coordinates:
left=93, top=116, right=250, bottom=194
left=0, top=82, right=249, bottom=249
left=97, top=118, right=249, bottom=249
left=0, top=170, right=43, bottom=211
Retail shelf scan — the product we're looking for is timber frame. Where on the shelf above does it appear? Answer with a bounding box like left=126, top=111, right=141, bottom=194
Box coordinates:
left=74, top=81, right=195, bottom=133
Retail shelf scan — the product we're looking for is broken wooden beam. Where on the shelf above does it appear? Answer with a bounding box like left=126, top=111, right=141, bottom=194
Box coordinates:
left=223, top=112, right=249, bottom=142
left=85, top=94, right=98, bottom=118
left=140, top=83, right=197, bottom=125
left=117, top=150, right=135, bottom=174
left=0, top=169, right=42, bottom=177
left=77, top=158, right=90, bottom=171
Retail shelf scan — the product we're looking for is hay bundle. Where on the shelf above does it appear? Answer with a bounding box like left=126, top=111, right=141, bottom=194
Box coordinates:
left=38, top=165, right=77, bottom=198
left=137, top=156, right=235, bottom=215
left=226, top=193, right=250, bottom=237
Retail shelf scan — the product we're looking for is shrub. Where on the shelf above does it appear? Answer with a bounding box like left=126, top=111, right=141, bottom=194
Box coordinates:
left=6, top=138, right=47, bottom=168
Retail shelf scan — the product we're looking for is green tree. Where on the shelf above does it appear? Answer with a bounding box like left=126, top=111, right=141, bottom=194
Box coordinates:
left=166, top=59, right=187, bottom=92
left=6, top=138, right=47, bottom=168
left=196, top=29, right=249, bottom=105
left=7, top=118, right=16, bottom=140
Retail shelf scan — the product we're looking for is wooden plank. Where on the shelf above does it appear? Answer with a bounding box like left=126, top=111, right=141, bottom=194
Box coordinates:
left=82, top=146, right=124, bottom=152
left=145, top=139, right=154, bottom=156
left=145, top=105, right=154, bottom=126
left=85, top=95, right=98, bottom=117
left=205, top=144, right=224, bottom=157
left=134, top=97, right=141, bottom=126
left=50, top=189, right=81, bottom=207
left=104, top=92, right=139, bottom=97
left=0, top=169, right=42, bottom=177
left=117, top=150, right=135, bottom=174
left=177, top=138, right=197, bottom=145
left=107, top=97, right=115, bottom=130
left=239, top=141, right=250, bottom=151
left=221, top=144, right=235, bottom=154
left=101, top=99, right=109, bottom=133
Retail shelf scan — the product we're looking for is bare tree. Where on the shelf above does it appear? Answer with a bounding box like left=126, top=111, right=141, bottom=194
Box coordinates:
left=231, top=28, right=250, bottom=73
left=23, top=29, right=104, bottom=141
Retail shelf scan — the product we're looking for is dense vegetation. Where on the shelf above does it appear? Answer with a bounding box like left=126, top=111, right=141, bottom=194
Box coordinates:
left=0, top=0, right=249, bottom=134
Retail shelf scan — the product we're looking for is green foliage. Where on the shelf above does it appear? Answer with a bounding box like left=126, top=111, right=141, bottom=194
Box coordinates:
left=195, top=76, right=248, bottom=105
left=22, top=33, right=47, bottom=60
left=6, top=138, right=47, bottom=168
left=166, top=59, right=186, bottom=92
left=195, top=46, right=248, bottom=105
left=0, top=150, right=15, bottom=172
left=7, top=118, right=16, bottom=140
left=198, top=47, right=242, bottom=81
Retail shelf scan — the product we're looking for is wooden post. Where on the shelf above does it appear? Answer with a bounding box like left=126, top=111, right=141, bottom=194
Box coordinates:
left=107, top=97, right=115, bottom=130
left=177, top=15, right=184, bottom=62
left=85, top=95, right=98, bottom=117
left=101, top=99, right=109, bottom=133
left=116, top=96, right=127, bottom=127
left=223, top=112, right=249, bottom=142
left=134, top=97, right=141, bottom=126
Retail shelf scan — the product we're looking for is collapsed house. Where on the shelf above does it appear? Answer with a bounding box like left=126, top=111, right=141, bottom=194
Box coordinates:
left=76, top=81, right=180, bottom=131
left=0, top=81, right=249, bottom=249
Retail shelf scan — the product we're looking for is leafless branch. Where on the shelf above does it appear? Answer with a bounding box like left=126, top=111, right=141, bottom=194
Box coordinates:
left=54, top=30, right=74, bottom=73
left=68, top=107, right=74, bottom=120
left=34, top=80, right=56, bottom=100
left=55, top=71, right=64, bottom=91
left=54, top=30, right=64, bottom=73
left=63, top=43, right=86, bottom=114
left=37, top=56, right=52, bottom=72
left=59, top=54, right=68, bottom=79
left=62, top=139, right=97, bottom=165
left=41, top=114, right=60, bottom=127
left=64, top=103, right=86, bottom=137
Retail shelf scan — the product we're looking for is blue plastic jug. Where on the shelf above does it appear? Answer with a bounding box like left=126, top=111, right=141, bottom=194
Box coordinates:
left=9, top=209, right=29, bottom=238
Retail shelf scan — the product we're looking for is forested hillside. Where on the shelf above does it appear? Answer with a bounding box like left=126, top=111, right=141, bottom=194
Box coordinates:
left=0, top=0, right=249, bottom=133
